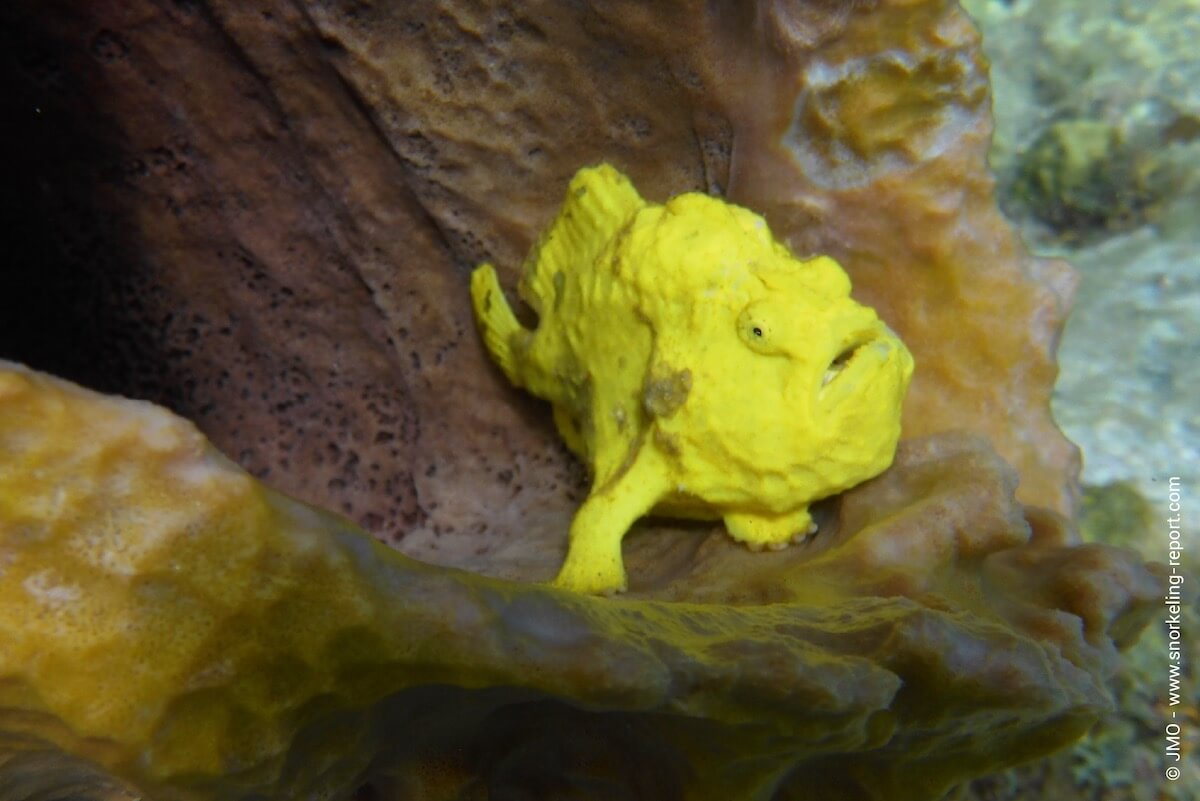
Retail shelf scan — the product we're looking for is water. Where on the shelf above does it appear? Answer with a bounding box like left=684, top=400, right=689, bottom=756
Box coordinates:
left=965, top=0, right=1200, bottom=534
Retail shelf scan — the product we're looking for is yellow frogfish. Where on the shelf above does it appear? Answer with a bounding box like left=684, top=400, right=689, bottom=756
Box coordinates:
left=470, top=164, right=914, bottom=594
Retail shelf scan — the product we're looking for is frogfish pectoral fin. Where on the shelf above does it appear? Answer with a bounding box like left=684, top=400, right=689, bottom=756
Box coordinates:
left=552, top=446, right=669, bottom=595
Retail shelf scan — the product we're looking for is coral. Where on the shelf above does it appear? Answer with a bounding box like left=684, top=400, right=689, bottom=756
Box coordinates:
left=0, top=361, right=1160, bottom=800
left=962, top=0, right=1200, bottom=201
left=0, top=0, right=1166, bottom=798
left=1011, top=119, right=1164, bottom=238
left=472, top=164, right=912, bottom=593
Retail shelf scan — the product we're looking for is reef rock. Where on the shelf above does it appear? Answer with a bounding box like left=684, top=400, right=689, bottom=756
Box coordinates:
left=0, top=362, right=1158, bottom=800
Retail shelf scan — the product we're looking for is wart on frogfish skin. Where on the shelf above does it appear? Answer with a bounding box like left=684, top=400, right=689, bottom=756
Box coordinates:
left=643, top=369, right=691, bottom=418
left=470, top=163, right=913, bottom=595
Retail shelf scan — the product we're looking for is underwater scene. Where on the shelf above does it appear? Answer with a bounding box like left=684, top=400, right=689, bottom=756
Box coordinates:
left=0, top=0, right=1194, bottom=799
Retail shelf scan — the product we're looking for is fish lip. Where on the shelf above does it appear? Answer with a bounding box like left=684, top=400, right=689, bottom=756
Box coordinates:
left=819, top=335, right=876, bottom=390
left=816, top=333, right=897, bottom=405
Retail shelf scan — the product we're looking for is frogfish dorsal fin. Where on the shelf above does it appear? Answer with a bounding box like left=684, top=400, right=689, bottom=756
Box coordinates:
left=519, top=163, right=646, bottom=314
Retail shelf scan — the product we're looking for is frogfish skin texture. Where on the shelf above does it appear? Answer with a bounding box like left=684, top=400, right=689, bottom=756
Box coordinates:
left=471, top=165, right=914, bottom=594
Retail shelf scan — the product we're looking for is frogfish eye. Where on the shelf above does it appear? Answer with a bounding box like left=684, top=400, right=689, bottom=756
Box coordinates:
left=737, top=306, right=780, bottom=354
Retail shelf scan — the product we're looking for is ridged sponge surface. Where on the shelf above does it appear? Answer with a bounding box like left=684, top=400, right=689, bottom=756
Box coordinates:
left=0, top=360, right=1161, bottom=801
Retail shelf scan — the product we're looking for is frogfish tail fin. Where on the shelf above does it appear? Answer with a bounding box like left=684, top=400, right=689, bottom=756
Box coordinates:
left=470, top=263, right=526, bottom=385
left=520, top=163, right=646, bottom=313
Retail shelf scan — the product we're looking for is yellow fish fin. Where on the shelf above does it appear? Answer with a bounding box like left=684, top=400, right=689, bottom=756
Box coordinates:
left=470, top=263, right=527, bottom=385
left=519, top=163, right=645, bottom=314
